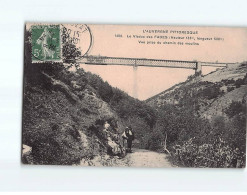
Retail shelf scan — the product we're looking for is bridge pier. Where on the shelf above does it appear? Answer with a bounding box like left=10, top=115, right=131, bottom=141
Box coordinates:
left=133, top=63, right=138, bottom=99
left=195, top=61, right=202, bottom=75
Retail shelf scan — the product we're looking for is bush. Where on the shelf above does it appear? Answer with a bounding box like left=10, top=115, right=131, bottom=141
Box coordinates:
left=235, top=78, right=244, bottom=88
left=171, top=138, right=245, bottom=168
left=225, top=101, right=245, bottom=118
left=227, top=86, right=235, bottom=92
left=146, top=130, right=164, bottom=151
left=154, top=101, right=246, bottom=168
left=201, top=85, right=222, bottom=99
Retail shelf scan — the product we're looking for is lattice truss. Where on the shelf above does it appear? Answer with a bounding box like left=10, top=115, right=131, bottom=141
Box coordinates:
left=80, top=56, right=198, bottom=69
left=201, top=62, right=233, bottom=67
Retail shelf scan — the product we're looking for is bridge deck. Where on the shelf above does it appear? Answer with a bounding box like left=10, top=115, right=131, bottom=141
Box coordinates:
left=78, top=56, right=234, bottom=70
left=80, top=56, right=197, bottom=69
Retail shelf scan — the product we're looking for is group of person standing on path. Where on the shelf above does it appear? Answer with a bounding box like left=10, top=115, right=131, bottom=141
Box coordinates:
left=122, top=126, right=135, bottom=153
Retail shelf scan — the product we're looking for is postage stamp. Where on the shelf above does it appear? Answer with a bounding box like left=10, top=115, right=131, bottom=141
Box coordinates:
left=31, top=24, right=61, bottom=62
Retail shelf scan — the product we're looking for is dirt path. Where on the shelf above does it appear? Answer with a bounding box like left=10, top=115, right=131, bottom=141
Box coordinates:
left=122, top=148, right=174, bottom=167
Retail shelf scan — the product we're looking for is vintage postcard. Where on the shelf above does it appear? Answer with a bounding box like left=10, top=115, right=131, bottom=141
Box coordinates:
left=22, top=23, right=246, bottom=167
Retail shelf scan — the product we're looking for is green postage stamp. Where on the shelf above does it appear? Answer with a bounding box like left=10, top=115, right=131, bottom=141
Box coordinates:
left=31, top=24, right=61, bottom=62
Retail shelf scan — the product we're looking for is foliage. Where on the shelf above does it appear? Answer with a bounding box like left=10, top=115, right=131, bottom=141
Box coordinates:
left=145, top=130, right=164, bottom=151
left=225, top=101, right=245, bottom=118
left=235, top=78, right=244, bottom=88
left=170, top=138, right=245, bottom=168
left=145, top=77, right=246, bottom=168
left=200, top=84, right=222, bottom=100
left=84, top=70, right=157, bottom=129
left=61, top=25, right=82, bottom=69
left=148, top=102, right=246, bottom=168
left=227, top=86, right=235, bottom=92
left=23, top=87, right=94, bottom=165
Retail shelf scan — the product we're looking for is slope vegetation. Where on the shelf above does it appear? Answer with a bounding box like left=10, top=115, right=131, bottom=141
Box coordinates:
left=22, top=63, right=156, bottom=165
left=146, top=63, right=247, bottom=168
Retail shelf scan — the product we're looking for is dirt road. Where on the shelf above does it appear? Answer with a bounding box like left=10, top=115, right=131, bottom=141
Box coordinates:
left=122, top=148, right=174, bottom=167
left=80, top=148, right=174, bottom=167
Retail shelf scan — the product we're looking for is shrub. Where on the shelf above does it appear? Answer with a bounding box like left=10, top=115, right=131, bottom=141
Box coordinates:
left=227, top=86, right=235, bottom=92
left=235, top=78, right=244, bottom=88
left=171, top=138, right=245, bottom=168
left=146, top=130, right=164, bottom=151
left=225, top=101, right=245, bottom=118
left=201, top=85, right=221, bottom=99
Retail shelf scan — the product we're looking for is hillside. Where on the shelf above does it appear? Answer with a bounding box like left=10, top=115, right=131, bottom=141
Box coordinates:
left=145, top=63, right=247, bottom=168
left=22, top=61, right=158, bottom=166
left=23, top=64, right=158, bottom=165
left=146, top=63, right=247, bottom=119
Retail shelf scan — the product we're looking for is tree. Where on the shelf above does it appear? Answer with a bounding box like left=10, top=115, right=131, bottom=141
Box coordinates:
left=61, top=25, right=82, bottom=69
left=235, top=78, right=244, bottom=88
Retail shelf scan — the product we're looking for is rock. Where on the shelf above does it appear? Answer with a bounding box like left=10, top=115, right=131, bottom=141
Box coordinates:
left=78, top=131, right=89, bottom=148
left=71, top=80, right=81, bottom=90
left=104, top=121, right=110, bottom=129
left=79, top=159, right=89, bottom=166
left=107, top=137, right=121, bottom=155
left=22, top=144, right=33, bottom=164
left=22, top=144, right=32, bottom=154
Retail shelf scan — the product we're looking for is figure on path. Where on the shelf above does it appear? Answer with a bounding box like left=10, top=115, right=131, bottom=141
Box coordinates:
left=122, top=126, right=135, bottom=153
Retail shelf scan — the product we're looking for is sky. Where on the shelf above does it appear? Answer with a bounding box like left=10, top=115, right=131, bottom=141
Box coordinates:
left=78, top=24, right=247, bottom=100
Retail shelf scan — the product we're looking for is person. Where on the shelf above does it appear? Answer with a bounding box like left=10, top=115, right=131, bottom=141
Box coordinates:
left=122, top=126, right=135, bottom=153
left=36, top=27, right=55, bottom=59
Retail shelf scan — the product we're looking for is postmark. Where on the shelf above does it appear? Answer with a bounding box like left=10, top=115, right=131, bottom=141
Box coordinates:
left=61, top=24, right=93, bottom=61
